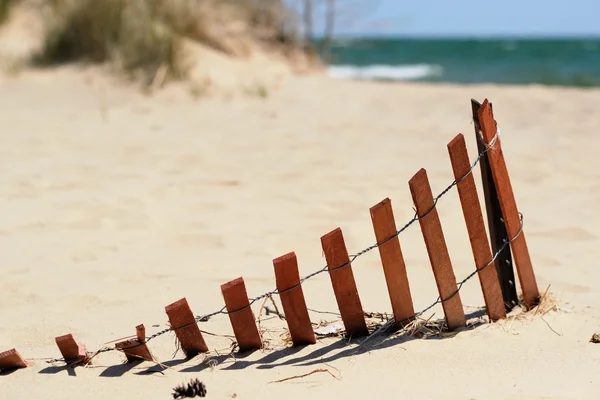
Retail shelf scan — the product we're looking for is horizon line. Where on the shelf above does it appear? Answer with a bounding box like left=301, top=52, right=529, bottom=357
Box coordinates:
left=314, top=33, right=600, bottom=40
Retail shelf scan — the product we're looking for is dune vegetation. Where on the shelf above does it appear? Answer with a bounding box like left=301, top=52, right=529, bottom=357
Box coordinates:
left=1, top=0, right=318, bottom=85
left=0, top=0, right=18, bottom=23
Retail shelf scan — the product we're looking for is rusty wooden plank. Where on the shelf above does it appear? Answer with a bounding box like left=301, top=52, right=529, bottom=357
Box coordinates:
left=472, top=99, right=518, bottom=311
left=115, top=324, right=153, bottom=362
left=409, top=168, right=466, bottom=330
left=221, top=277, right=262, bottom=352
left=273, top=252, right=316, bottom=346
left=320, top=227, right=369, bottom=338
left=166, top=298, right=209, bottom=358
left=0, top=349, right=27, bottom=371
left=447, top=134, right=506, bottom=321
left=478, top=100, right=540, bottom=309
left=55, top=334, right=90, bottom=364
left=370, top=198, right=415, bottom=327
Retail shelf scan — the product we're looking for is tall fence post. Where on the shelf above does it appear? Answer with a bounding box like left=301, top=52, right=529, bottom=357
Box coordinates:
left=447, top=134, right=506, bottom=321
left=370, top=198, right=415, bottom=327
left=273, top=252, right=316, bottom=346
left=471, top=99, right=519, bottom=311
left=321, top=227, right=369, bottom=338
left=409, top=168, right=466, bottom=330
left=478, top=99, right=540, bottom=310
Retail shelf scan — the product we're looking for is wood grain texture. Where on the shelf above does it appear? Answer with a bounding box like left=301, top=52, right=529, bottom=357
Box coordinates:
left=321, top=228, right=369, bottom=337
left=221, top=277, right=262, bottom=352
left=472, top=99, right=518, bottom=310
left=165, top=298, right=209, bottom=357
left=370, top=198, right=415, bottom=327
left=448, top=134, right=506, bottom=321
left=409, top=168, right=466, bottom=330
left=478, top=100, right=540, bottom=309
left=273, top=252, right=316, bottom=346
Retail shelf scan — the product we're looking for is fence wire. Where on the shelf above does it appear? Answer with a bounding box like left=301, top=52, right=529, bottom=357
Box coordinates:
left=49, top=127, right=523, bottom=362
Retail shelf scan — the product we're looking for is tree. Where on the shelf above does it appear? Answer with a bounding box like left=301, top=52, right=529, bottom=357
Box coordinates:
left=294, top=0, right=384, bottom=62
left=321, top=0, right=335, bottom=63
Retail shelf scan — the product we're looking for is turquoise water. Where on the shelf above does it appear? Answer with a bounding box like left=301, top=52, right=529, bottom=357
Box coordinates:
left=323, top=38, right=600, bottom=87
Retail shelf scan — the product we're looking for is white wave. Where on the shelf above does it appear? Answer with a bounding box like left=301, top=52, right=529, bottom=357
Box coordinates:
left=328, top=64, right=443, bottom=81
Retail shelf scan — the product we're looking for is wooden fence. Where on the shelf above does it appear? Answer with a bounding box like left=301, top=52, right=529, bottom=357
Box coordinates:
left=0, top=99, right=540, bottom=372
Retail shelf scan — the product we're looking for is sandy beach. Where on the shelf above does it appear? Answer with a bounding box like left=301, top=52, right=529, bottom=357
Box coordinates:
left=1, top=67, right=600, bottom=399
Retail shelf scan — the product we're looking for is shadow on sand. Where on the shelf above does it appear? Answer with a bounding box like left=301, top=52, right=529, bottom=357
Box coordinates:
left=34, top=309, right=488, bottom=377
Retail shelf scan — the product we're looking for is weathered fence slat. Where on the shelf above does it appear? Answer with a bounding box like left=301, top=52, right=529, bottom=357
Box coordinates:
left=273, top=252, right=316, bottom=346
left=409, top=168, right=467, bottom=330
left=115, top=324, right=153, bottom=362
left=221, top=277, right=262, bottom=352
left=370, top=198, right=415, bottom=327
left=55, top=334, right=90, bottom=364
left=321, top=227, right=369, bottom=338
left=472, top=99, right=518, bottom=311
left=0, top=349, right=27, bottom=371
left=447, top=134, right=506, bottom=321
left=165, top=298, right=209, bottom=358
left=478, top=100, right=540, bottom=309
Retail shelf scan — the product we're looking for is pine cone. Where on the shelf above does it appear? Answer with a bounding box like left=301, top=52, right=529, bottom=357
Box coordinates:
left=172, top=378, right=207, bottom=399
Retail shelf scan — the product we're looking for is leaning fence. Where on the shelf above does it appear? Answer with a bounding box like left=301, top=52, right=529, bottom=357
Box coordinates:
left=0, top=98, right=540, bottom=372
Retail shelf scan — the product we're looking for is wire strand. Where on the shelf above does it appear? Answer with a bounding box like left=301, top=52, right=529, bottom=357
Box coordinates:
left=46, top=128, right=515, bottom=360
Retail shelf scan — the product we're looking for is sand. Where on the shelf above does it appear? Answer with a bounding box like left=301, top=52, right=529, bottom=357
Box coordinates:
left=1, top=67, right=599, bottom=399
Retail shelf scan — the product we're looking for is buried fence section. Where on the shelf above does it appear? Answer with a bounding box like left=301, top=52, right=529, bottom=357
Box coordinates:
left=165, top=298, right=209, bottom=358
left=321, top=228, right=369, bottom=338
left=478, top=100, right=540, bottom=310
left=273, top=252, right=317, bottom=346
left=115, top=324, right=154, bottom=363
left=447, top=133, right=506, bottom=322
left=55, top=334, right=90, bottom=365
left=369, top=198, right=415, bottom=328
left=0, top=349, right=27, bottom=372
left=221, top=277, right=262, bottom=352
left=409, top=168, right=467, bottom=330
left=471, top=99, right=519, bottom=311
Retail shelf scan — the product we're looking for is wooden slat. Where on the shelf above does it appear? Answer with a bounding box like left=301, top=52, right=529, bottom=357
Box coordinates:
left=55, top=334, right=90, bottom=364
left=478, top=100, right=540, bottom=309
left=447, top=134, right=506, bottom=321
left=136, top=324, right=145, bottom=343
left=221, top=277, right=262, bottom=352
left=370, top=198, right=415, bottom=327
left=166, top=298, right=209, bottom=358
left=409, top=168, right=466, bottom=330
left=115, top=324, right=153, bottom=362
left=0, top=348, right=27, bottom=371
left=320, top=228, right=369, bottom=338
left=273, top=252, right=316, bottom=346
left=472, top=99, right=518, bottom=311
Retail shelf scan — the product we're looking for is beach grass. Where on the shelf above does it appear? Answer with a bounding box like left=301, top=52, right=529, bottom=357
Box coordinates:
left=33, top=0, right=297, bottom=84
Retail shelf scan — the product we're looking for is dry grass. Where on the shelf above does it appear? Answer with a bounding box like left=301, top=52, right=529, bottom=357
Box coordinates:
left=511, top=286, right=560, bottom=321
left=32, top=0, right=301, bottom=84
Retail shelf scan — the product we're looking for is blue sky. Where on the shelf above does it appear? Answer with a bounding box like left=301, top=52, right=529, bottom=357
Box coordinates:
left=309, top=0, right=600, bottom=37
